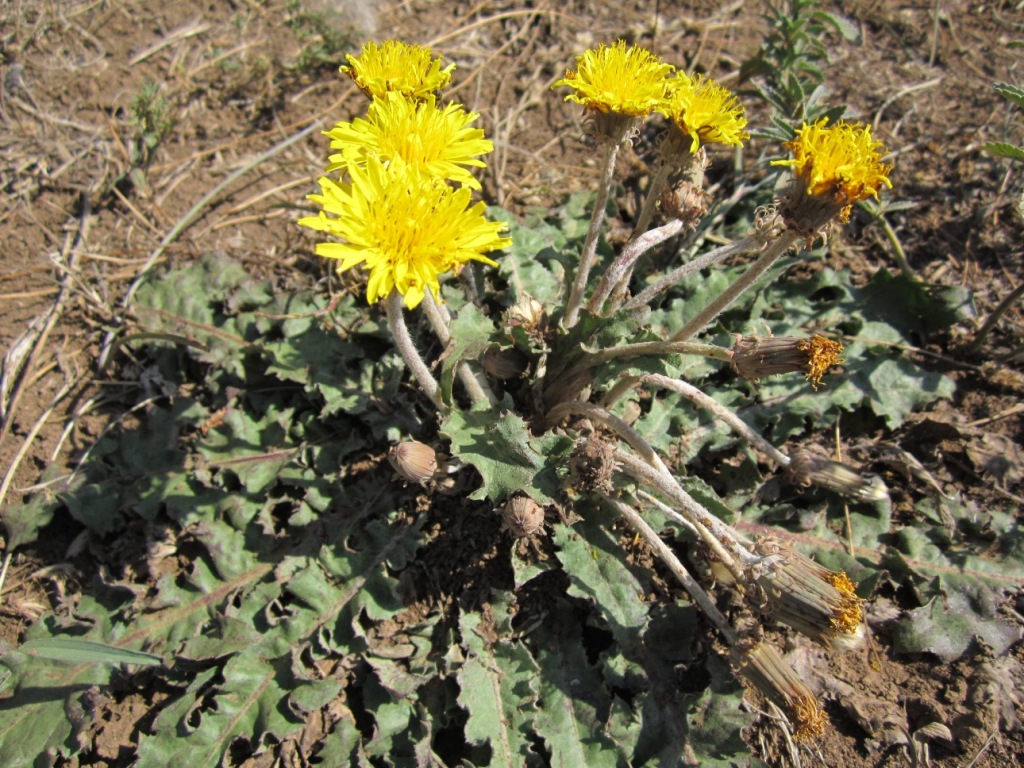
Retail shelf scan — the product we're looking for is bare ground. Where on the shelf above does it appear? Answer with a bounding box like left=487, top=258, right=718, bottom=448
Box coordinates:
left=1, top=1, right=1023, bottom=765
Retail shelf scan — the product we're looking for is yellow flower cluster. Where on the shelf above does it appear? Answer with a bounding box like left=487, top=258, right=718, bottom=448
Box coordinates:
left=340, top=40, right=455, bottom=101
left=554, top=42, right=892, bottom=221
left=301, top=41, right=510, bottom=309
left=774, top=118, right=894, bottom=226
left=665, top=73, right=749, bottom=153
left=553, top=40, right=749, bottom=152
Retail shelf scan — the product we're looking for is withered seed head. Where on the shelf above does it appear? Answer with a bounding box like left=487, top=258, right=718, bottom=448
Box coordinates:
left=731, top=334, right=844, bottom=390
left=788, top=449, right=889, bottom=501
left=507, top=295, right=545, bottom=334
left=751, top=541, right=864, bottom=650
left=734, top=642, right=828, bottom=742
left=501, top=495, right=546, bottom=538
left=388, top=440, right=438, bottom=485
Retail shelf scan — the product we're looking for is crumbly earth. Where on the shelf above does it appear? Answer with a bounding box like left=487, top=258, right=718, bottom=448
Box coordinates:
left=1, top=1, right=1022, bottom=766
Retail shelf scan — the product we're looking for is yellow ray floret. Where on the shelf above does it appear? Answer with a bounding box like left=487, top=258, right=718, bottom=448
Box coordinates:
left=553, top=40, right=674, bottom=117
left=324, top=92, right=492, bottom=189
left=299, top=157, right=510, bottom=309
left=666, top=73, right=749, bottom=152
left=341, top=40, right=454, bottom=100
left=774, top=118, right=893, bottom=205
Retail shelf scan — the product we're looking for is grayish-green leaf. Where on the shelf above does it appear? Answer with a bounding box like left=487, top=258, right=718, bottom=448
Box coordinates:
left=457, top=610, right=540, bottom=766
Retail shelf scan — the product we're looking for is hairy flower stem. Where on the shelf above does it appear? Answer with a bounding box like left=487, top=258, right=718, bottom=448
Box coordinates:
left=563, top=136, right=625, bottom=329
left=632, top=163, right=675, bottom=240
left=385, top=291, right=442, bottom=408
left=605, top=149, right=705, bottom=310
left=544, top=399, right=754, bottom=580
left=672, top=229, right=801, bottom=342
left=583, top=340, right=732, bottom=368
left=642, top=374, right=792, bottom=467
left=422, top=293, right=498, bottom=407
left=614, top=448, right=757, bottom=581
left=603, top=495, right=738, bottom=644
left=586, top=219, right=686, bottom=314
left=619, top=234, right=761, bottom=312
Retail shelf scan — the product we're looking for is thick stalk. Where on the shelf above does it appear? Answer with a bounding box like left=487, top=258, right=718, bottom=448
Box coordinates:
left=605, top=148, right=706, bottom=310
left=599, top=372, right=642, bottom=409
left=614, top=448, right=758, bottom=580
left=632, top=163, right=675, bottom=239
left=671, top=229, right=801, bottom=342
left=562, top=139, right=623, bottom=329
left=583, top=340, right=731, bottom=368
left=603, top=495, right=737, bottom=644
left=586, top=219, right=686, bottom=315
left=544, top=399, right=753, bottom=580
left=619, top=235, right=760, bottom=312
left=422, top=293, right=498, bottom=407
left=385, top=291, right=442, bottom=408
left=643, top=374, right=792, bottom=467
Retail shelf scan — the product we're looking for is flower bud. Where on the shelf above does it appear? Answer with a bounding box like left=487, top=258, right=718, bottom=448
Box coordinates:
left=481, top=346, right=530, bottom=380
left=661, top=178, right=709, bottom=228
left=731, top=334, right=843, bottom=390
left=788, top=449, right=889, bottom=501
left=501, top=495, right=545, bottom=538
left=388, top=440, right=437, bottom=485
left=734, top=642, right=827, bottom=742
left=751, top=541, right=864, bottom=651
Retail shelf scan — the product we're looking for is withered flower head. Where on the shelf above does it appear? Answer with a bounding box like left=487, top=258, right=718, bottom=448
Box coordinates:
left=481, top=346, right=530, bottom=380
left=507, top=295, right=547, bottom=338
left=788, top=449, right=889, bottom=502
left=734, top=641, right=828, bottom=742
left=751, top=541, right=864, bottom=650
left=731, top=334, right=844, bottom=390
left=568, top=436, right=618, bottom=496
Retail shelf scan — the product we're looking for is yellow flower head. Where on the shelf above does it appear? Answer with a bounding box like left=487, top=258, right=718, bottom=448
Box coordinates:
left=341, top=40, right=455, bottom=100
left=299, top=156, right=510, bottom=309
left=324, top=92, right=493, bottom=190
left=773, top=118, right=893, bottom=226
left=666, top=73, right=749, bottom=152
left=552, top=40, right=673, bottom=117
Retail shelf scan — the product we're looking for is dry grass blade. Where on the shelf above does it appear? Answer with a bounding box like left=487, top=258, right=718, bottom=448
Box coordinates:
left=97, top=121, right=323, bottom=369
left=0, top=199, right=90, bottom=444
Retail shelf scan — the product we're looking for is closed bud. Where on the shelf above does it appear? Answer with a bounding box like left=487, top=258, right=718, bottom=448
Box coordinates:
left=501, top=495, right=545, bottom=538
left=388, top=440, right=437, bottom=485
left=481, top=346, right=530, bottom=380
left=731, top=334, right=843, bottom=390
left=788, top=449, right=889, bottom=502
